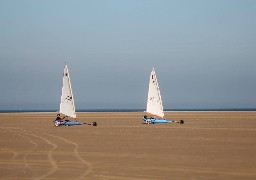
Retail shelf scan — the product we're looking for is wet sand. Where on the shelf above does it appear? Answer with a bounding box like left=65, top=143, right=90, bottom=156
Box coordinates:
left=0, top=111, right=256, bottom=179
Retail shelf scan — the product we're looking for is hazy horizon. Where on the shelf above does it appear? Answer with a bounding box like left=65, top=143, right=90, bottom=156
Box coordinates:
left=1, top=0, right=256, bottom=110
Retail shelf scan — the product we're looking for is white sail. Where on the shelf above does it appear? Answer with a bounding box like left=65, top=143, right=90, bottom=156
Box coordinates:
left=59, top=64, right=76, bottom=118
left=146, top=68, right=164, bottom=118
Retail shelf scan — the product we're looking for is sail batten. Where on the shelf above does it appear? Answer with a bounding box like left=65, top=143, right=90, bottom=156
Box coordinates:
left=59, top=64, right=76, bottom=118
left=146, top=68, right=164, bottom=118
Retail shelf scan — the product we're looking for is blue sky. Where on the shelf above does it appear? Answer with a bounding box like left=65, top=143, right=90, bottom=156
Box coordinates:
left=0, top=0, right=256, bottom=110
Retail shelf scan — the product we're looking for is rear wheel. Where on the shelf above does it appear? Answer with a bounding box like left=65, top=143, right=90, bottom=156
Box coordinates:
left=54, top=120, right=60, bottom=127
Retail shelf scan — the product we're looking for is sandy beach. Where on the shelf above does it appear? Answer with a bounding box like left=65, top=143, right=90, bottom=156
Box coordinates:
left=0, top=111, right=256, bottom=179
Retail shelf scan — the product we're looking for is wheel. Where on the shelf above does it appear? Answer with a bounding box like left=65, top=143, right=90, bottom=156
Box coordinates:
left=54, top=120, right=60, bottom=127
left=146, top=119, right=152, bottom=124
left=93, top=122, right=97, bottom=126
left=180, top=120, right=184, bottom=124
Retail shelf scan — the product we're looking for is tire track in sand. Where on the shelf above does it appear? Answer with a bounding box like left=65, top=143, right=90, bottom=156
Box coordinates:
left=10, top=128, right=59, bottom=180
left=45, top=134, right=92, bottom=179
left=20, top=129, right=92, bottom=179
left=0, top=128, right=38, bottom=177
left=1, top=128, right=58, bottom=180
left=1, top=127, right=91, bottom=179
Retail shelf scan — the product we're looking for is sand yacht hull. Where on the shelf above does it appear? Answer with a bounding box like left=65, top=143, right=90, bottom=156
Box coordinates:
left=53, top=120, right=84, bottom=126
left=142, top=117, right=184, bottom=124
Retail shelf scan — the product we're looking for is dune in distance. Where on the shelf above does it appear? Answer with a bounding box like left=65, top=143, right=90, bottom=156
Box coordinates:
left=0, top=111, right=256, bottom=179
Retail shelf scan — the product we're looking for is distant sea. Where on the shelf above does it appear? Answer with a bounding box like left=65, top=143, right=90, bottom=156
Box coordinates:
left=0, top=108, right=256, bottom=113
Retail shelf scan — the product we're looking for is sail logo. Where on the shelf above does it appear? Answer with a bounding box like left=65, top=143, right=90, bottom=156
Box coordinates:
left=65, top=96, right=72, bottom=101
